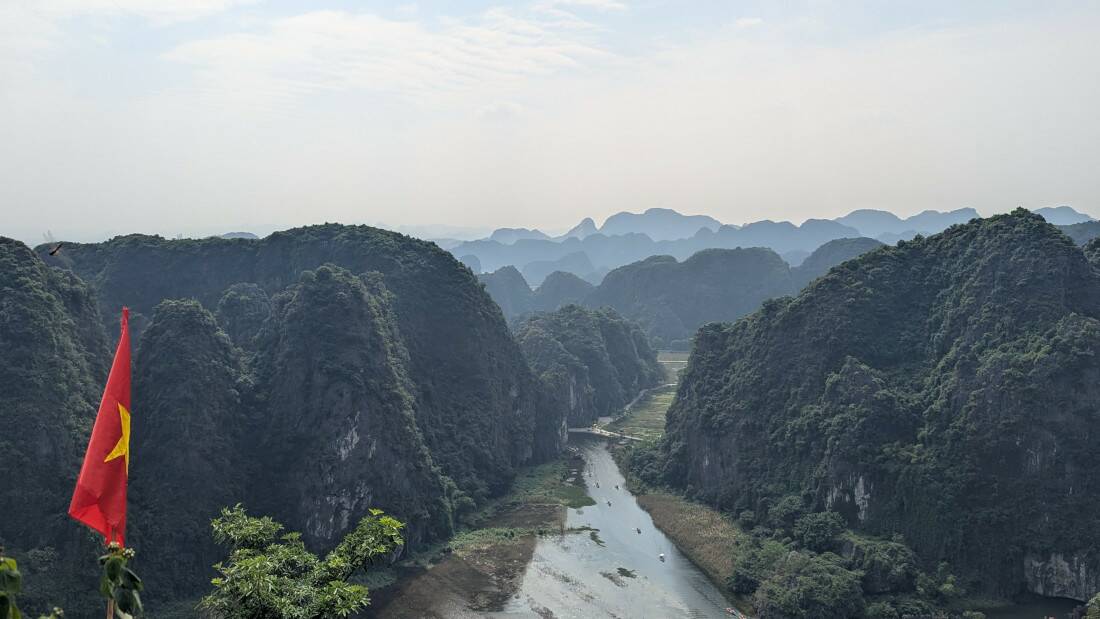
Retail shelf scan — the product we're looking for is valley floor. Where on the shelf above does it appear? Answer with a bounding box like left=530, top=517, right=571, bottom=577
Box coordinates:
left=366, top=453, right=590, bottom=617
left=602, top=352, right=755, bottom=615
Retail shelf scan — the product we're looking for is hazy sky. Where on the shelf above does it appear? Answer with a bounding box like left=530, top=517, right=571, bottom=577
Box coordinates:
left=3, top=0, right=1099, bottom=243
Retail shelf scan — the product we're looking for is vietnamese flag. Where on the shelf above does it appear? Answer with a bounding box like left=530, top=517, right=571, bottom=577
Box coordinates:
left=69, top=307, right=132, bottom=545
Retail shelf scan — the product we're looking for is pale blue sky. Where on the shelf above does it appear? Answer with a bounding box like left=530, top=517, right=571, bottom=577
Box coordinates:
left=2, top=1, right=1099, bottom=242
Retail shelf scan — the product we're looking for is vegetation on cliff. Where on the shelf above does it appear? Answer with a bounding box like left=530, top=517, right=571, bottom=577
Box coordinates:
left=586, top=249, right=795, bottom=349
left=646, top=210, right=1100, bottom=606
left=482, top=240, right=886, bottom=347
left=0, top=225, right=567, bottom=616
left=515, top=305, right=662, bottom=426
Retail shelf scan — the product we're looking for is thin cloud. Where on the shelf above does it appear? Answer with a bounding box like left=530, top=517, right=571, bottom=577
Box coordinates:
left=547, top=0, right=627, bottom=11
left=735, top=17, right=764, bottom=29
left=164, top=8, right=616, bottom=110
left=32, top=0, right=259, bottom=24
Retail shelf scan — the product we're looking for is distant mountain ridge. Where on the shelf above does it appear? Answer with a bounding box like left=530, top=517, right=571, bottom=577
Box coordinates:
left=461, top=206, right=1094, bottom=282
left=482, top=237, right=885, bottom=348
left=835, top=208, right=980, bottom=238
left=599, top=207, right=723, bottom=241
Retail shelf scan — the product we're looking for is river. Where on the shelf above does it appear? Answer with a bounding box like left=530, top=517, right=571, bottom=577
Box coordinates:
left=374, top=435, right=1084, bottom=619
left=490, top=436, right=735, bottom=618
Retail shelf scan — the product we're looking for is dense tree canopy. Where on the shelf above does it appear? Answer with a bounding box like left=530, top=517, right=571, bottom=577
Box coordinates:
left=515, top=305, right=662, bottom=426
left=658, top=210, right=1100, bottom=597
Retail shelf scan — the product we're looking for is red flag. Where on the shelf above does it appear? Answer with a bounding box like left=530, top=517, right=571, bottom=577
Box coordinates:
left=69, top=307, right=132, bottom=545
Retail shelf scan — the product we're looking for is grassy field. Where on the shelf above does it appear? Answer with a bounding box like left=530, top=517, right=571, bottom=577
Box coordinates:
left=499, top=456, right=595, bottom=510
left=636, top=493, right=742, bottom=587
left=604, top=350, right=689, bottom=441
left=606, top=385, right=675, bottom=441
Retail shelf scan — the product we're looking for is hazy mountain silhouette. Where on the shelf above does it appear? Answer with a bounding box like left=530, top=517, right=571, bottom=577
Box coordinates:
left=489, top=227, right=551, bottom=244
left=599, top=207, right=722, bottom=241
left=1034, top=205, right=1093, bottom=225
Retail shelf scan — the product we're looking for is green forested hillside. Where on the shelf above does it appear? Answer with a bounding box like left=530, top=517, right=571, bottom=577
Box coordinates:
left=477, top=265, right=533, bottom=322
left=129, top=299, right=249, bottom=606
left=791, top=237, right=885, bottom=289
left=653, top=210, right=1100, bottom=603
left=586, top=249, right=795, bottom=349
left=482, top=240, right=886, bottom=347
left=515, top=305, right=662, bottom=426
left=0, top=238, right=109, bottom=614
left=531, top=271, right=593, bottom=312
left=248, top=266, right=453, bottom=545
left=44, top=225, right=558, bottom=497
left=0, top=225, right=566, bottom=616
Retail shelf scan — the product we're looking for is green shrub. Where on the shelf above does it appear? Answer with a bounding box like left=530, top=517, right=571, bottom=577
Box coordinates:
left=752, top=552, right=865, bottom=619
left=793, top=511, right=845, bottom=552
left=200, top=505, right=403, bottom=619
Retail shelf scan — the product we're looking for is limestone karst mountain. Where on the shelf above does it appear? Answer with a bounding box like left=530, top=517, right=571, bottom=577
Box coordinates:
left=656, top=210, right=1100, bottom=600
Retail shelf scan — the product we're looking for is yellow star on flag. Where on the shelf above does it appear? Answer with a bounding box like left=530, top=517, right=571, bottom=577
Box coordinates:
left=103, top=403, right=131, bottom=474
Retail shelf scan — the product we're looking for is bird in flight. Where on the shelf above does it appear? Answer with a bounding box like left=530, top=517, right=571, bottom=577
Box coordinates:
left=49, top=242, right=64, bottom=256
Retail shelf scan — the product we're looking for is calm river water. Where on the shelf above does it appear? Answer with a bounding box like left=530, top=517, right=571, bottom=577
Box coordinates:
left=490, top=437, right=735, bottom=618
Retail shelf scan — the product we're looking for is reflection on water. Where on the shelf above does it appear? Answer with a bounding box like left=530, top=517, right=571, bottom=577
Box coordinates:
left=491, top=437, right=735, bottom=618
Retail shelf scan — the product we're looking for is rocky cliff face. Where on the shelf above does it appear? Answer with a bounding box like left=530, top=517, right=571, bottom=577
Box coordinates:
left=1024, top=553, right=1100, bottom=601
left=0, top=238, right=110, bottom=614
left=660, top=211, right=1100, bottom=597
left=515, top=305, right=662, bottom=426
left=249, top=266, right=451, bottom=545
left=214, top=282, right=271, bottom=348
left=6, top=225, right=566, bottom=615
left=129, top=299, right=249, bottom=605
left=43, top=225, right=559, bottom=503
left=0, top=238, right=108, bottom=546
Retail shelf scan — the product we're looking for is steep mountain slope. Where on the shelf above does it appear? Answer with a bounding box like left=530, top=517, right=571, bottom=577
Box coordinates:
left=457, top=254, right=482, bottom=273
left=531, top=271, right=594, bottom=312
left=1059, top=221, right=1100, bottom=245
left=42, top=224, right=560, bottom=524
left=0, top=238, right=108, bottom=538
left=214, top=282, right=271, bottom=348
left=791, top=237, right=886, bottom=289
left=129, top=300, right=249, bottom=606
left=585, top=249, right=795, bottom=349
left=660, top=210, right=1100, bottom=599
left=515, top=305, right=661, bottom=426
left=0, top=237, right=109, bottom=613
left=560, top=217, right=598, bottom=240
left=478, top=265, right=532, bottom=321
left=249, top=266, right=452, bottom=544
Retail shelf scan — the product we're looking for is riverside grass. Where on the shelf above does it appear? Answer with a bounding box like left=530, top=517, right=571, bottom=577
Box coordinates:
left=636, top=493, right=742, bottom=594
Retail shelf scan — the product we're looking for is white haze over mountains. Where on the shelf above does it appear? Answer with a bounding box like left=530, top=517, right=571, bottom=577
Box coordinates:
left=1, top=1, right=1099, bottom=245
